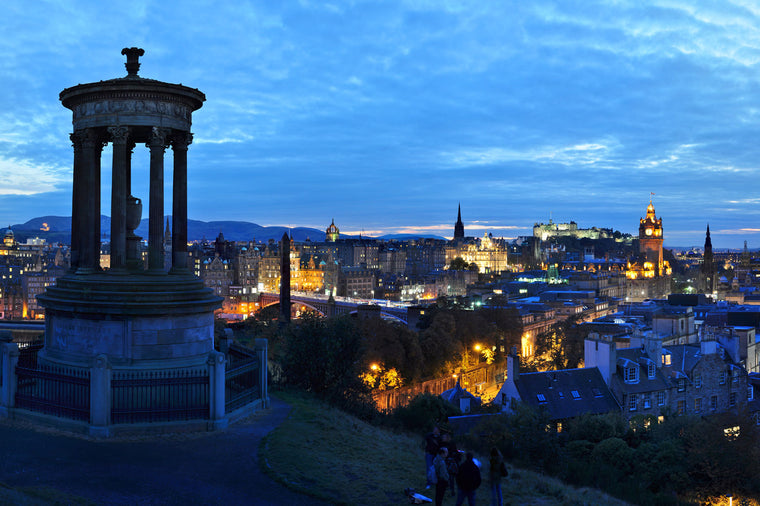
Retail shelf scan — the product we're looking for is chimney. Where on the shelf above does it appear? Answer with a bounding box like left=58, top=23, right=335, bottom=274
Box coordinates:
left=644, top=332, right=663, bottom=366
left=701, top=330, right=718, bottom=355
left=584, top=333, right=615, bottom=385
left=507, top=346, right=520, bottom=383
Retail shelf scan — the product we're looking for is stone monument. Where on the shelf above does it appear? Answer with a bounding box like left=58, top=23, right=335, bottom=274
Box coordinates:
left=31, top=48, right=228, bottom=435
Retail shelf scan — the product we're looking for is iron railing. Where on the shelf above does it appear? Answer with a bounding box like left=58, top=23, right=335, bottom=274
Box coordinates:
left=111, top=368, right=210, bottom=424
left=225, top=344, right=260, bottom=412
left=15, top=361, right=90, bottom=422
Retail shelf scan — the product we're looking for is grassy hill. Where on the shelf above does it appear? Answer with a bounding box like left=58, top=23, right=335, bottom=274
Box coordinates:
left=261, top=389, right=632, bottom=506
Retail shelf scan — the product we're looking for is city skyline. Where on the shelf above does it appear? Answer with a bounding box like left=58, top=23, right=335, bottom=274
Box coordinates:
left=2, top=2, right=760, bottom=248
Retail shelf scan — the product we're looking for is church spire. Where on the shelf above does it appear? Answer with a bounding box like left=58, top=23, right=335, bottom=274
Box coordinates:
left=454, top=203, right=465, bottom=240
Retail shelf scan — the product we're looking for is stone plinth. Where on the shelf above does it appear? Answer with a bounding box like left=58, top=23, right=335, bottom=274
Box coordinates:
left=37, top=272, right=221, bottom=369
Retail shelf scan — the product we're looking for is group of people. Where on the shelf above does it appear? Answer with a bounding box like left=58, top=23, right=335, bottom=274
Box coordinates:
left=423, top=426, right=508, bottom=506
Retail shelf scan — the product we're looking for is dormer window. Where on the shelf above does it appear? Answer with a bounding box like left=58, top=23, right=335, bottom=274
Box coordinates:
left=624, top=365, right=639, bottom=384
left=647, top=362, right=656, bottom=379
left=662, top=353, right=671, bottom=366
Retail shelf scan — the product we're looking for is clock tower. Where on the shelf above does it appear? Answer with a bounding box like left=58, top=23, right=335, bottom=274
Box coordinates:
left=638, top=199, right=664, bottom=275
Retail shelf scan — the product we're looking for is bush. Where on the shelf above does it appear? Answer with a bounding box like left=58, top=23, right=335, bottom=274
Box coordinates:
left=387, top=393, right=461, bottom=433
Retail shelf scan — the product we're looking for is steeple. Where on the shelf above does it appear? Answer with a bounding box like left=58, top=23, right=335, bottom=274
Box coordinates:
left=454, top=203, right=465, bottom=240
left=702, top=224, right=715, bottom=293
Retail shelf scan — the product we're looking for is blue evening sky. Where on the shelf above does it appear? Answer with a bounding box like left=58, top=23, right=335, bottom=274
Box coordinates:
left=2, top=1, right=760, bottom=248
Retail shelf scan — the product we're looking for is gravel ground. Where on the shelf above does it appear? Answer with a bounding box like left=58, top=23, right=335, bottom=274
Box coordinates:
left=0, top=396, right=332, bottom=505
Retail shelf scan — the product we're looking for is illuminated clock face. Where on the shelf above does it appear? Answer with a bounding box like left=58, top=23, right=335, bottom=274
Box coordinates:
left=645, top=228, right=653, bottom=236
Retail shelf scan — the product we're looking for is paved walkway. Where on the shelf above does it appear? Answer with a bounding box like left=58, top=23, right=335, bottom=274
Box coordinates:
left=0, top=396, right=331, bottom=505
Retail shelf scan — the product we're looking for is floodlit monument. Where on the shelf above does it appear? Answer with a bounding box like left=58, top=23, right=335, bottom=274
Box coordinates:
left=0, top=48, right=267, bottom=436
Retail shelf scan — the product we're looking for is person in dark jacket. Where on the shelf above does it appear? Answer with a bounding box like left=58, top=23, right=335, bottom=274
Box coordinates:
left=424, top=426, right=441, bottom=488
left=433, top=447, right=450, bottom=506
left=488, top=447, right=505, bottom=506
left=455, top=452, right=481, bottom=506
left=441, top=432, right=460, bottom=497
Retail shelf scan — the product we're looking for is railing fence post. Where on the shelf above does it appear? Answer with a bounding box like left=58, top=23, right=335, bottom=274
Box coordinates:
left=0, top=341, right=19, bottom=417
left=208, top=350, right=227, bottom=430
left=89, top=354, right=111, bottom=437
left=254, top=338, right=269, bottom=408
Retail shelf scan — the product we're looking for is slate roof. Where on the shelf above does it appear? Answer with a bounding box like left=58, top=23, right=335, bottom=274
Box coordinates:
left=612, top=347, right=670, bottom=394
left=441, top=379, right=482, bottom=407
left=514, top=367, right=620, bottom=421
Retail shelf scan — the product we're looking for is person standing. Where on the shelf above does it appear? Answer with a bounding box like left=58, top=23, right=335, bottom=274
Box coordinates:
left=488, top=447, right=505, bottom=506
left=433, top=447, right=450, bottom=506
left=424, top=426, right=441, bottom=488
left=441, top=432, right=460, bottom=497
left=455, top=452, right=482, bottom=506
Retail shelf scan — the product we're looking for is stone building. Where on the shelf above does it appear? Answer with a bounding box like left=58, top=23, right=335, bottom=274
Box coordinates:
left=533, top=219, right=615, bottom=242
left=585, top=332, right=748, bottom=421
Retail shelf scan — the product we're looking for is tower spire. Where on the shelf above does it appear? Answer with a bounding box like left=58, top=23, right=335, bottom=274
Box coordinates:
left=454, top=203, right=465, bottom=240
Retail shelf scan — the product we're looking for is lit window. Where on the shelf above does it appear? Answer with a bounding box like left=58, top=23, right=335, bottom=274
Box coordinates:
left=662, top=353, right=671, bottom=366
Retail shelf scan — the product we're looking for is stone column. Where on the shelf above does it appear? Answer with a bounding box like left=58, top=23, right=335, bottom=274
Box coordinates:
left=109, top=126, right=130, bottom=273
left=207, top=350, right=228, bottom=430
left=148, top=127, right=169, bottom=272
left=0, top=342, right=19, bottom=417
left=93, top=138, right=105, bottom=271
left=126, top=139, right=135, bottom=197
left=89, top=354, right=111, bottom=437
left=78, top=128, right=101, bottom=273
left=279, top=233, right=291, bottom=325
left=69, top=132, right=84, bottom=272
left=170, top=132, right=191, bottom=274
left=254, top=338, right=270, bottom=408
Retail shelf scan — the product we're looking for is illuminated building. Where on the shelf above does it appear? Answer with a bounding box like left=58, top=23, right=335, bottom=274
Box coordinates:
left=325, top=219, right=339, bottom=242
left=625, top=198, right=672, bottom=301
left=533, top=219, right=616, bottom=242
left=3, top=228, right=16, bottom=248
left=445, top=231, right=509, bottom=274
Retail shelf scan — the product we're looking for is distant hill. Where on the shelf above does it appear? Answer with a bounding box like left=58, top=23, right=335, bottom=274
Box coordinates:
left=8, top=217, right=453, bottom=244
left=377, top=233, right=448, bottom=241
left=7, top=216, right=346, bottom=244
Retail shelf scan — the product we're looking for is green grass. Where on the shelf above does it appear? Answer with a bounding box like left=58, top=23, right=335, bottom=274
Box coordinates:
left=0, top=482, right=94, bottom=505
left=261, top=389, right=632, bottom=506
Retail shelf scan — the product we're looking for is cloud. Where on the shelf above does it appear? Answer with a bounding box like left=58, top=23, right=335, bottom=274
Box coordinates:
left=0, top=156, right=68, bottom=195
